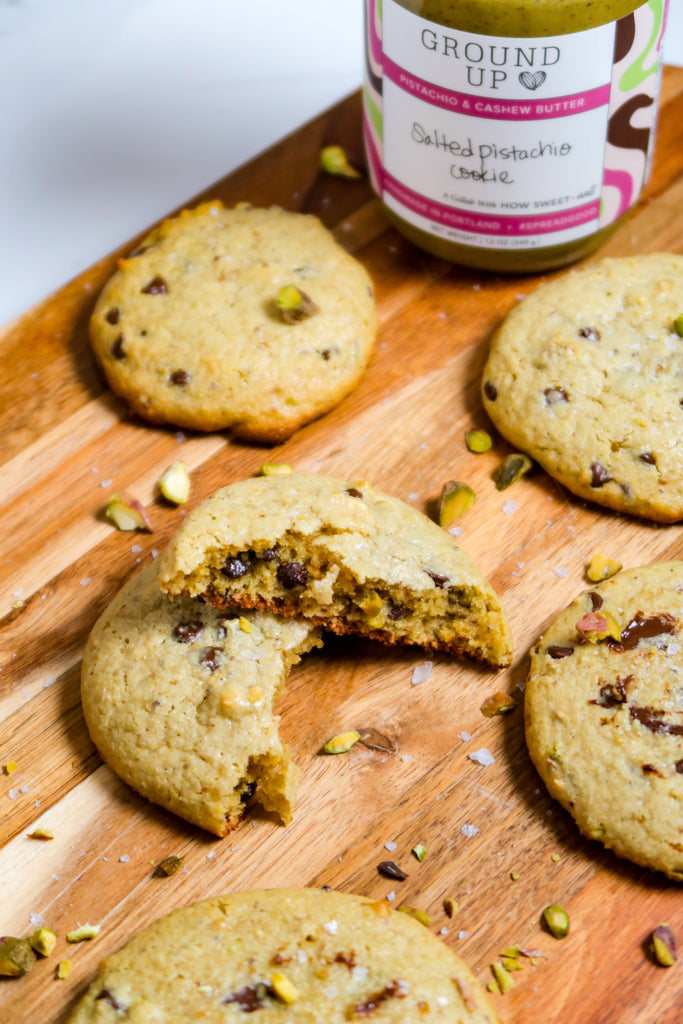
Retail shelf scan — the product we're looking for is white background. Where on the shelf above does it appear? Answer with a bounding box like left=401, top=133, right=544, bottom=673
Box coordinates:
left=0, top=0, right=680, bottom=328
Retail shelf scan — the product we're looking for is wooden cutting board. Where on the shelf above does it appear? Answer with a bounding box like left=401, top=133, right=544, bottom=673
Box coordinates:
left=2, top=68, right=683, bottom=1023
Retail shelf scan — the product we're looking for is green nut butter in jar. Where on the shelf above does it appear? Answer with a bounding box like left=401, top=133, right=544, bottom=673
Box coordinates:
left=363, top=0, right=669, bottom=272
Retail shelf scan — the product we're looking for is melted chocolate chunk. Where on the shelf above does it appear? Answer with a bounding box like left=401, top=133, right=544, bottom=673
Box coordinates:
left=277, top=562, right=309, bottom=589
left=579, top=326, right=601, bottom=341
left=223, top=983, right=270, bottom=1012
left=105, top=308, right=120, bottom=325
left=425, top=569, right=449, bottom=589
left=547, top=645, right=574, bottom=659
left=95, top=990, right=125, bottom=1011
left=222, top=556, right=250, bottom=579
left=346, top=487, right=364, bottom=498
left=170, top=369, right=191, bottom=386
left=173, top=620, right=203, bottom=644
left=588, top=592, right=604, bottom=611
left=240, top=781, right=257, bottom=803
left=544, top=386, right=569, bottom=405
left=352, top=980, right=409, bottom=1017
left=483, top=380, right=498, bottom=401
left=260, top=548, right=277, bottom=562
left=589, top=675, right=632, bottom=708
left=612, top=611, right=677, bottom=651
left=141, top=275, right=168, bottom=294
left=320, top=349, right=331, bottom=360
left=333, top=951, right=358, bottom=969
left=630, top=705, right=683, bottom=736
left=377, top=861, right=408, bottom=881
left=642, top=763, right=664, bottom=776
left=590, top=461, right=612, bottom=488
left=111, top=334, right=126, bottom=359
left=639, top=452, right=656, bottom=465
left=675, top=759, right=683, bottom=774
left=200, top=646, right=222, bottom=671
left=357, top=727, right=397, bottom=754
left=388, top=603, right=404, bottom=621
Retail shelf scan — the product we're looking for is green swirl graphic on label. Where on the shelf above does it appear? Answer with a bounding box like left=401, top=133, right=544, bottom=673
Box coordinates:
left=619, top=0, right=663, bottom=90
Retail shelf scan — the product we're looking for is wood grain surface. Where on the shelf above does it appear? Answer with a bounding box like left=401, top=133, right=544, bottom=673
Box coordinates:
left=2, top=69, right=683, bottom=1022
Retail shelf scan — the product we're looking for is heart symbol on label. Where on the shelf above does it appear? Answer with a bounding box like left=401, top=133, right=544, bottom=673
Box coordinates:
left=518, top=71, right=546, bottom=90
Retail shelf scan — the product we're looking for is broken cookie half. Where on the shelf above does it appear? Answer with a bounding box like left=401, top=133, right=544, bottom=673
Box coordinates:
left=158, top=474, right=512, bottom=667
left=81, top=562, right=322, bottom=836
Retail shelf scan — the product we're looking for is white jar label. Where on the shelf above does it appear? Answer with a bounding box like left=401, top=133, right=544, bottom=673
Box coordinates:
left=364, top=0, right=667, bottom=251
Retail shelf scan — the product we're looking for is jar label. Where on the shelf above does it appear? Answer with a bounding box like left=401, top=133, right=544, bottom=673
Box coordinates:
left=364, top=0, right=667, bottom=251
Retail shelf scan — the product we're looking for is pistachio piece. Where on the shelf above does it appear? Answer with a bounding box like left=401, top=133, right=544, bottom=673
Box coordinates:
left=673, top=315, right=683, bottom=338
left=271, top=972, right=299, bottom=1004
left=480, top=691, right=518, bottom=717
left=105, top=492, right=153, bottom=532
left=66, top=923, right=100, bottom=943
left=491, top=962, right=514, bottom=994
left=465, top=429, right=493, bottom=453
left=439, top=481, right=475, bottom=529
left=576, top=610, right=621, bottom=643
left=443, top=898, right=458, bottom=918
left=586, top=552, right=622, bottom=583
left=159, top=461, right=191, bottom=504
left=501, top=957, right=524, bottom=972
left=239, top=616, right=252, bottom=634
left=495, top=453, right=533, bottom=491
left=651, top=925, right=677, bottom=966
left=323, top=730, right=361, bottom=754
left=30, top=927, right=57, bottom=957
left=56, top=959, right=72, bottom=980
left=0, top=937, right=36, bottom=976
left=359, top=590, right=383, bottom=618
left=3, top=761, right=17, bottom=775
left=500, top=946, right=521, bottom=958
left=319, top=144, right=362, bottom=179
left=397, top=906, right=431, bottom=927
left=27, top=828, right=54, bottom=840
left=260, top=462, right=293, bottom=477
left=542, top=904, right=570, bottom=939
left=276, top=285, right=320, bottom=324
left=157, top=855, right=184, bottom=876
left=411, top=844, right=427, bottom=863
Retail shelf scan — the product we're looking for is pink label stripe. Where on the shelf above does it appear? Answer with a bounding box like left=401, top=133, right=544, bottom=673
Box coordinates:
left=384, top=173, right=600, bottom=236
left=383, top=56, right=611, bottom=120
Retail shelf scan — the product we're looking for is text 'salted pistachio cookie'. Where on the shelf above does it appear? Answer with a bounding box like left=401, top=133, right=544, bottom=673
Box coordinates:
left=158, top=473, right=513, bottom=666
left=81, top=562, right=321, bottom=836
left=482, top=254, right=683, bottom=522
left=89, top=202, right=377, bottom=442
left=525, top=561, right=683, bottom=879
left=67, top=888, right=501, bottom=1024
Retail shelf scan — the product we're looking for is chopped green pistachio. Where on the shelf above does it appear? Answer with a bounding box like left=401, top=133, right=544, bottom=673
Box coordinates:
left=320, top=144, right=362, bottom=179
left=543, top=905, right=570, bottom=939
left=651, top=925, right=676, bottom=966
left=486, top=980, right=499, bottom=993
left=3, top=761, right=17, bottom=775
left=509, top=872, right=520, bottom=881
left=501, top=957, right=524, bottom=972
left=550, top=853, right=561, bottom=863
left=66, top=923, right=100, bottom=943
left=30, top=928, right=57, bottom=957
left=27, top=828, right=54, bottom=840
left=586, top=552, right=622, bottom=582
left=56, top=959, right=72, bottom=980
left=239, top=616, right=252, bottom=634
left=271, top=972, right=299, bottom=1004
left=323, top=730, right=361, bottom=755
left=159, top=461, right=191, bottom=505
left=501, top=946, right=521, bottom=958
left=480, top=691, right=517, bottom=717
left=260, top=463, right=293, bottom=477
left=276, top=285, right=320, bottom=324
left=359, top=590, right=383, bottom=618
left=465, top=429, right=493, bottom=453
left=0, top=937, right=36, bottom=976
left=411, top=844, right=427, bottom=863
left=105, top=492, right=153, bottom=532
left=495, top=453, right=533, bottom=491
left=491, top=962, right=514, bottom=993
left=397, top=906, right=431, bottom=927
left=157, top=855, right=184, bottom=876
left=673, top=314, right=683, bottom=338
left=438, top=481, right=475, bottom=529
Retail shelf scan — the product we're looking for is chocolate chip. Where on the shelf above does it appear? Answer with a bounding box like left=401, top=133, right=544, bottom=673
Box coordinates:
left=333, top=951, right=358, bottom=969
left=377, top=861, right=408, bottom=881
left=240, top=781, right=257, bottom=803
left=260, top=548, right=277, bottom=561
left=95, top=991, right=125, bottom=1011
left=346, top=487, right=364, bottom=498
left=200, top=646, right=222, bottom=672
left=388, top=603, right=404, bottom=620
left=425, top=569, right=449, bottom=588
left=612, top=611, right=677, bottom=651
left=170, top=369, right=191, bottom=386
left=579, top=326, right=600, bottom=341
left=173, top=620, right=203, bottom=643
left=105, top=308, right=120, bottom=325
left=675, top=759, right=683, bottom=774
left=544, top=386, right=568, bottom=405
left=320, top=349, right=331, bottom=360
left=141, top=275, right=168, bottom=294
left=484, top=380, right=498, bottom=401
left=110, top=335, right=126, bottom=359
left=590, top=676, right=631, bottom=708
left=590, top=461, right=612, bottom=487
left=588, top=592, right=604, bottom=611
left=630, top=704, right=683, bottom=736
left=642, top=763, right=664, bottom=776
left=639, top=452, right=656, bottom=465
left=222, top=556, right=250, bottom=579
left=223, top=984, right=270, bottom=1011
left=353, top=981, right=409, bottom=1017
left=547, top=645, right=574, bottom=659
left=277, top=562, right=309, bottom=589
left=358, top=728, right=397, bottom=754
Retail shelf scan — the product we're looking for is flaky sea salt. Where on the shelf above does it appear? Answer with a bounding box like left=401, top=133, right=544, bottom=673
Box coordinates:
left=439, top=926, right=449, bottom=936
left=175, top=432, right=186, bottom=444
left=458, top=930, right=469, bottom=939
left=386, top=891, right=396, bottom=901
left=411, top=662, right=433, bottom=686
left=459, top=730, right=471, bottom=742
left=469, top=748, right=495, bottom=767
left=29, top=913, right=44, bottom=928
left=119, top=854, right=130, bottom=863
left=448, top=525, right=463, bottom=537
left=80, top=578, right=92, bottom=586
left=553, top=565, right=569, bottom=578
left=131, top=545, right=142, bottom=554
left=100, top=479, right=112, bottom=488
left=461, top=824, right=480, bottom=838
left=323, top=920, right=338, bottom=935
left=384, top=840, right=398, bottom=852
left=502, top=499, right=519, bottom=515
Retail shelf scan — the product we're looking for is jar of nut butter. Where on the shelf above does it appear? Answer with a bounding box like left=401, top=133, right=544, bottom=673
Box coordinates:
left=363, top=0, right=668, bottom=272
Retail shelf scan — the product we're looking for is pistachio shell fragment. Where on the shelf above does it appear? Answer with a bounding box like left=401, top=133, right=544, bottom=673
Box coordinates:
left=576, top=610, right=621, bottom=643
left=260, top=463, right=293, bottom=477
left=320, top=144, right=362, bottom=179
left=157, top=855, right=184, bottom=876
left=673, top=314, right=683, bottom=338
left=323, top=730, right=361, bottom=755
left=465, top=429, right=493, bottom=453
left=105, top=492, right=153, bottom=532
left=439, top=481, right=475, bottom=529
left=0, top=937, right=36, bottom=976
left=276, top=285, right=320, bottom=324
left=495, top=453, right=533, bottom=491
left=543, top=904, right=570, bottom=939
left=57, top=959, right=72, bottom=980
left=159, top=461, right=191, bottom=505
left=480, top=691, right=518, bottom=717
left=30, top=927, right=57, bottom=957
left=586, top=552, right=622, bottom=583
left=66, top=923, right=100, bottom=943
left=271, top=972, right=299, bottom=1004
left=651, top=925, right=677, bottom=966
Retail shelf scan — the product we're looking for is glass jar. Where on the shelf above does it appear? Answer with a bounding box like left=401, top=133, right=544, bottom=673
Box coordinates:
left=363, top=0, right=669, bottom=272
